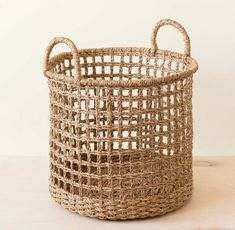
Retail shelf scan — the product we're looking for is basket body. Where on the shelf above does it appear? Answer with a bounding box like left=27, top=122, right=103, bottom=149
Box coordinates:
left=44, top=20, right=198, bottom=220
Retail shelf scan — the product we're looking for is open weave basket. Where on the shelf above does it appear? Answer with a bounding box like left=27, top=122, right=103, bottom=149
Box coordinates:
left=43, top=19, right=198, bottom=220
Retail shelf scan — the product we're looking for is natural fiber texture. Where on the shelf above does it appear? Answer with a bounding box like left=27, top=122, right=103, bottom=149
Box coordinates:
left=43, top=19, right=198, bottom=220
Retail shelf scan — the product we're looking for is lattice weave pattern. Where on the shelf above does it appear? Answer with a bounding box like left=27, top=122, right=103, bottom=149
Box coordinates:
left=44, top=19, right=198, bottom=220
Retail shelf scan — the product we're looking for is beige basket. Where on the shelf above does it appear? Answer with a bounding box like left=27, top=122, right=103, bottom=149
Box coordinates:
left=43, top=19, right=198, bottom=220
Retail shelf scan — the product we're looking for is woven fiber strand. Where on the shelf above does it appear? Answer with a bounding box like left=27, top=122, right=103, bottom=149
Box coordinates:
left=43, top=19, right=198, bottom=220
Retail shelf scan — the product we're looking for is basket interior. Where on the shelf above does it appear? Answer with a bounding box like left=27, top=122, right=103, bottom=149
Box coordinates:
left=49, top=48, right=192, bottom=81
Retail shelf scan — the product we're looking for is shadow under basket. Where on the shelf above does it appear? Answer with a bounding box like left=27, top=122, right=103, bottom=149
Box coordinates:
left=43, top=19, right=198, bottom=220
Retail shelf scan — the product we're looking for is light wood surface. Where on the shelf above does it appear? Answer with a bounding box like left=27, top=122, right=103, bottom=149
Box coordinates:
left=0, top=156, right=235, bottom=230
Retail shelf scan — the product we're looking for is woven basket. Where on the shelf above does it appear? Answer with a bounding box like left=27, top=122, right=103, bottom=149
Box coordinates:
left=43, top=19, right=198, bottom=220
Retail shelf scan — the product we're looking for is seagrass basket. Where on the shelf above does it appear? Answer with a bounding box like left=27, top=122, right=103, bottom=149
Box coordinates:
left=43, top=19, right=198, bottom=220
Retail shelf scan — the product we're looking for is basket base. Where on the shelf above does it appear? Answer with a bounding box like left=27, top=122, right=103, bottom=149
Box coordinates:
left=49, top=182, right=193, bottom=220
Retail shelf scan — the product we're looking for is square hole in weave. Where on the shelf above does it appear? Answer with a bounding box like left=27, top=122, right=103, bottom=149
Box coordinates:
left=59, top=168, right=64, bottom=177
left=124, top=56, right=130, bottom=63
left=122, top=67, right=128, bottom=75
left=131, top=141, right=137, bottom=149
left=65, top=160, right=71, bottom=169
left=111, top=165, right=120, bottom=175
left=170, top=95, right=175, bottom=104
left=113, top=117, right=119, bottom=126
left=122, top=101, right=129, bottom=109
left=99, top=100, right=105, bottom=109
left=64, top=59, right=70, bottom=67
left=141, top=67, right=146, bottom=75
left=87, top=57, right=93, bottom=63
left=90, top=177, right=98, bottom=186
left=90, top=154, right=98, bottom=162
left=113, top=88, right=119, bottom=96
left=163, top=125, right=168, bottom=132
left=142, top=89, right=147, bottom=96
left=80, top=88, right=86, bottom=96
left=89, top=142, right=97, bottom=151
left=163, top=136, right=168, bottom=144
left=80, top=113, right=86, bottom=123
left=81, top=165, right=88, bottom=173
left=113, top=66, right=120, bottom=74
left=54, top=177, right=58, bottom=185
left=113, top=141, right=119, bottom=150
left=114, top=55, right=121, bottom=63
left=131, top=67, right=139, bottom=74
left=81, top=141, right=87, bottom=151
left=79, top=126, right=86, bottom=137
left=79, top=153, right=87, bottom=162
left=122, top=141, right=128, bottom=149
left=162, top=96, right=168, bottom=106
left=154, top=136, right=160, bottom=142
left=121, top=154, right=130, bottom=163
left=105, top=66, right=111, bottom=74
left=113, top=100, right=118, bottom=108
left=79, top=57, right=84, bottom=64
left=131, top=130, right=137, bottom=137
left=95, top=56, right=101, bottom=62
left=122, top=118, right=129, bottom=125
left=89, top=130, right=95, bottom=138
left=101, top=141, right=108, bottom=150
left=81, top=68, right=85, bottom=75
left=132, top=101, right=138, bottom=108
left=89, top=99, right=95, bottom=109
left=95, top=66, right=102, bottom=74
left=101, top=166, right=108, bottom=175
left=87, top=67, right=93, bottom=75
left=142, top=100, right=147, bottom=109
left=90, top=166, right=98, bottom=174
left=132, top=56, right=139, bottom=63
left=72, top=163, right=79, bottom=171
left=59, top=180, right=64, bottom=189
left=100, top=155, right=107, bottom=163
left=104, top=55, right=111, bottom=62
left=149, top=68, right=154, bottom=77
left=142, top=56, right=147, bottom=64
left=101, top=178, right=110, bottom=187
left=130, top=115, right=137, bottom=125
left=113, top=130, right=118, bottom=138
left=88, top=114, right=95, bottom=124
left=122, top=130, right=128, bottom=138
left=99, top=130, right=107, bottom=138
left=81, top=177, right=88, bottom=185
left=162, top=149, right=168, bottom=155
left=111, top=155, right=119, bottom=163
left=132, top=89, right=138, bottom=96
left=80, top=100, right=86, bottom=110
left=122, top=89, right=129, bottom=96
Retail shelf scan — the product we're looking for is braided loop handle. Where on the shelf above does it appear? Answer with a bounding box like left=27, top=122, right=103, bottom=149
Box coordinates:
left=151, top=19, right=191, bottom=56
left=44, top=37, right=81, bottom=78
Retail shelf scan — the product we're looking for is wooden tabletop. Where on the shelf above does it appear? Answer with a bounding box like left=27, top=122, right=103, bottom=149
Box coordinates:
left=1, top=156, right=235, bottom=230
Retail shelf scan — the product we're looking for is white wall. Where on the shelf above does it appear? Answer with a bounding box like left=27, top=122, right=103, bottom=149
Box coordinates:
left=0, top=0, right=234, bottom=156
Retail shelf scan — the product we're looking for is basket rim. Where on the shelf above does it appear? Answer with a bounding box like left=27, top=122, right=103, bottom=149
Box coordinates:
left=44, top=47, right=198, bottom=87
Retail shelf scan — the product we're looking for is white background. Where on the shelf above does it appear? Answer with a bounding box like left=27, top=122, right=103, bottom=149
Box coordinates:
left=0, top=0, right=234, bottom=156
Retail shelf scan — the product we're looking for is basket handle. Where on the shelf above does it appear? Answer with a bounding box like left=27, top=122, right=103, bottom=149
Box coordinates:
left=44, top=37, right=81, bottom=78
left=151, top=19, right=191, bottom=56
